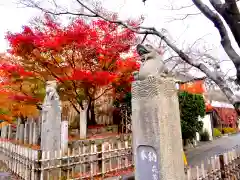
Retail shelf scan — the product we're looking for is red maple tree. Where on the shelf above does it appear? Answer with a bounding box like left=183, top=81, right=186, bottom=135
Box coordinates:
left=6, top=14, right=140, bottom=124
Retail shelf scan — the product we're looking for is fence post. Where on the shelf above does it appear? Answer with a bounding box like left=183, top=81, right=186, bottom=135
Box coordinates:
left=29, top=119, right=33, bottom=145
left=35, top=150, right=42, bottom=180
left=219, top=154, right=226, bottom=178
left=24, top=123, right=29, bottom=144
left=15, top=118, right=21, bottom=142
left=19, top=124, right=24, bottom=144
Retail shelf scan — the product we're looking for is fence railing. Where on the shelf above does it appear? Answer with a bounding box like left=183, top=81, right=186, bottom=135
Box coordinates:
left=0, top=135, right=133, bottom=180
left=186, top=147, right=240, bottom=180
left=2, top=120, right=240, bottom=180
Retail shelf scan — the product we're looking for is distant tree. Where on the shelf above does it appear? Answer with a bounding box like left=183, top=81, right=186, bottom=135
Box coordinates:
left=5, top=15, right=140, bottom=125
left=178, top=91, right=205, bottom=142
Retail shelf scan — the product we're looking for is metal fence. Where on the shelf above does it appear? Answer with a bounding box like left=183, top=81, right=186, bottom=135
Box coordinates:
left=0, top=136, right=133, bottom=180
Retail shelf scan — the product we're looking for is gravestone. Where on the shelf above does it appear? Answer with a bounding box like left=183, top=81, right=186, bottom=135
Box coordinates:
left=132, top=44, right=185, bottom=180
left=41, top=80, right=61, bottom=151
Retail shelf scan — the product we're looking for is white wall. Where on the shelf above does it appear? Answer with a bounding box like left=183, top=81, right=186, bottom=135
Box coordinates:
left=211, top=100, right=234, bottom=109
left=198, top=114, right=213, bottom=141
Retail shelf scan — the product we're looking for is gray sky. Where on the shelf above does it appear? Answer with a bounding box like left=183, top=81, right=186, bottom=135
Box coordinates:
left=0, top=0, right=239, bottom=77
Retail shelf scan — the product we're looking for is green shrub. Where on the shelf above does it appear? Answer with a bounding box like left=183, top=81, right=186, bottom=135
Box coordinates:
left=213, top=128, right=222, bottom=137
left=200, top=129, right=210, bottom=141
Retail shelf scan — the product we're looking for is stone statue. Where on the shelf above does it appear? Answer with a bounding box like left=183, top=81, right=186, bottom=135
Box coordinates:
left=41, top=80, right=61, bottom=151
left=44, top=80, right=60, bottom=103
left=134, top=44, right=168, bottom=81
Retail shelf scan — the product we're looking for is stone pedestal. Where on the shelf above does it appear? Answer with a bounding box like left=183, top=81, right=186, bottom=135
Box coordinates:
left=131, top=76, right=185, bottom=180
left=41, top=99, right=61, bottom=151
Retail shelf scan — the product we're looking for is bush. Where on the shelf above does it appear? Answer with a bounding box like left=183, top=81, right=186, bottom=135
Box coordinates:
left=213, top=128, right=222, bottom=137
left=200, top=129, right=210, bottom=141
left=222, top=127, right=237, bottom=134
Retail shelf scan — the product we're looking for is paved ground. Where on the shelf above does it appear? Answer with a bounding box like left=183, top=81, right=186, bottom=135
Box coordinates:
left=186, top=134, right=240, bottom=167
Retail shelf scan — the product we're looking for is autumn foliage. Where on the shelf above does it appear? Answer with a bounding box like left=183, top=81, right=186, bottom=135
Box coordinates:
left=0, top=14, right=140, bottom=123
left=0, top=54, right=43, bottom=123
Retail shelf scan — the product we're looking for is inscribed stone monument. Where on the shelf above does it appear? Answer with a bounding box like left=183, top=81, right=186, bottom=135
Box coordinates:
left=131, top=44, right=185, bottom=180
left=41, top=80, right=61, bottom=151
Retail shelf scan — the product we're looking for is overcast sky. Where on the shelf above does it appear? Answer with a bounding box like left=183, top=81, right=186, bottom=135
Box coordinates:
left=0, top=0, right=239, bottom=76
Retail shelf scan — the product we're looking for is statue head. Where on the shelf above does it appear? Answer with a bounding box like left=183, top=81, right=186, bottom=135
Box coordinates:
left=137, top=44, right=154, bottom=56
left=136, top=44, right=162, bottom=62
left=46, top=80, right=57, bottom=93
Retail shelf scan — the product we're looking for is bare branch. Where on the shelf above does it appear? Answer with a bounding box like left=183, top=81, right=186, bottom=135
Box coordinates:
left=210, top=0, right=240, bottom=49
left=192, top=0, right=240, bottom=81
left=165, top=12, right=201, bottom=23
left=161, top=3, right=195, bottom=11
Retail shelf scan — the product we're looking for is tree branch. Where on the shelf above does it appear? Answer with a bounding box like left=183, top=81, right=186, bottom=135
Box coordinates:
left=209, top=0, right=240, bottom=48
left=192, top=0, right=240, bottom=82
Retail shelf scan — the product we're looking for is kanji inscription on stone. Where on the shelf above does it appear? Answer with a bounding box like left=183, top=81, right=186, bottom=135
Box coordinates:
left=136, top=145, right=160, bottom=180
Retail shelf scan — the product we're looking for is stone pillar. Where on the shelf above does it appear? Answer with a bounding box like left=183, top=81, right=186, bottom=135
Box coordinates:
left=80, top=101, right=87, bottom=139
left=131, top=76, right=185, bottom=180
left=19, top=124, right=24, bottom=144
left=41, top=80, right=61, bottom=151
left=61, top=120, right=68, bottom=154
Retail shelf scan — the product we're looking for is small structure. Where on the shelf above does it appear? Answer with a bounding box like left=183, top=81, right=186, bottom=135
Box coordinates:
left=208, top=89, right=238, bottom=129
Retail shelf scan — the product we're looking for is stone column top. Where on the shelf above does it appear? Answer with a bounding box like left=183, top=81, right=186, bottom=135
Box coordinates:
left=132, top=76, right=178, bottom=100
